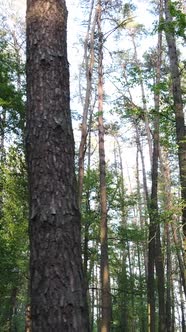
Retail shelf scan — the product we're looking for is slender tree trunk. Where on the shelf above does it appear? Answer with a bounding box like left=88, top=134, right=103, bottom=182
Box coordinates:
left=180, top=281, right=186, bottom=332
left=159, top=148, right=177, bottom=332
left=153, top=8, right=166, bottom=329
left=171, top=276, right=175, bottom=332
left=82, top=111, right=94, bottom=331
left=147, top=173, right=156, bottom=332
left=130, top=33, right=153, bottom=164
left=96, top=263, right=101, bottom=330
left=97, top=1, right=111, bottom=331
left=25, top=304, right=31, bottom=332
left=126, top=238, right=135, bottom=332
left=11, top=30, right=22, bottom=90
left=165, top=204, right=172, bottom=332
left=160, top=121, right=186, bottom=301
left=136, top=149, right=148, bottom=331
left=122, top=69, right=150, bottom=208
left=164, top=0, right=186, bottom=272
left=26, top=1, right=89, bottom=330
left=82, top=120, right=93, bottom=278
left=171, top=219, right=186, bottom=296
left=136, top=147, right=148, bottom=281
left=148, top=4, right=166, bottom=329
left=137, top=242, right=146, bottom=332
left=0, top=109, right=6, bottom=219
left=78, top=0, right=97, bottom=207
left=135, top=123, right=149, bottom=207
left=115, top=138, right=129, bottom=332
left=159, top=151, right=185, bottom=298
left=90, top=267, right=95, bottom=332
left=9, top=287, right=18, bottom=332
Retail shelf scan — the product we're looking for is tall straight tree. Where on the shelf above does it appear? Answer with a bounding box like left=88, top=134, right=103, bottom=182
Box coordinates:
left=26, top=0, right=89, bottom=330
left=164, top=0, right=186, bottom=277
left=97, top=1, right=112, bottom=331
left=147, top=2, right=166, bottom=330
left=78, top=0, right=96, bottom=208
left=153, top=6, right=166, bottom=329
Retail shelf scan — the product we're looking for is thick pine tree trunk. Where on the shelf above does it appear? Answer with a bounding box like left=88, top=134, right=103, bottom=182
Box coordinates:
left=26, top=1, right=89, bottom=330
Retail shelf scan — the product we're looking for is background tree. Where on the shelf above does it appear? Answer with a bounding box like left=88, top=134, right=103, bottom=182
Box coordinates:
left=97, top=1, right=112, bottom=331
left=163, top=0, right=186, bottom=281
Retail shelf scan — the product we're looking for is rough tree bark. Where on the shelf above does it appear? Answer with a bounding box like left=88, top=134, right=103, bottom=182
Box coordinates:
left=26, top=0, right=89, bottom=330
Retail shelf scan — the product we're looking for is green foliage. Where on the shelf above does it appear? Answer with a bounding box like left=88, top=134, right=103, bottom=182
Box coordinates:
left=169, top=1, right=186, bottom=38
left=159, top=1, right=186, bottom=39
left=81, top=161, right=148, bottom=330
left=0, top=147, right=29, bottom=330
left=0, top=12, right=27, bottom=330
left=0, top=30, right=25, bottom=143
